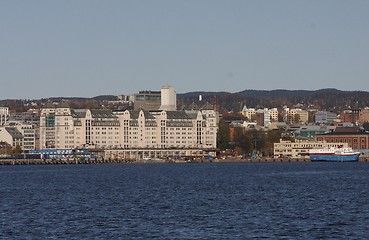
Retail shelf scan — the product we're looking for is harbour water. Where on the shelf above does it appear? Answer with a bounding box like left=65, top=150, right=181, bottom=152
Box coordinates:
left=1, top=162, right=369, bottom=239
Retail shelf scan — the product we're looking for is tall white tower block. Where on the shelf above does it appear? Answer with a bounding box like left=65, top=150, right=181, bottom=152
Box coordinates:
left=160, top=84, right=177, bottom=111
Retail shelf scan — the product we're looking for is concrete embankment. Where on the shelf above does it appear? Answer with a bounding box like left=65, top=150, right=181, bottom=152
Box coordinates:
left=0, top=158, right=127, bottom=165
left=1, top=157, right=368, bottom=165
left=214, top=157, right=311, bottom=163
left=0, top=157, right=177, bottom=165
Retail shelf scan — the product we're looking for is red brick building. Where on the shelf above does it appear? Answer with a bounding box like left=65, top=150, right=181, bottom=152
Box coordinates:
left=340, top=109, right=360, bottom=123
left=315, top=132, right=369, bottom=150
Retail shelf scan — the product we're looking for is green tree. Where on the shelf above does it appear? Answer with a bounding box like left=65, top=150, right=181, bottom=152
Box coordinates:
left=217, top=119, right=230, bottom=150
left=243, top=132, right=254, bottom=154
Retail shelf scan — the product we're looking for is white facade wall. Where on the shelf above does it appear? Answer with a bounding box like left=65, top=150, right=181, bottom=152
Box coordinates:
left=0, top=127, right=13, bottom=146
left=116, top=109, right=218, bottom=150
left=160, top=85, right=177, bottom=111
left=55, top=109, right=74, bottom=149
left=40, top=106, right=218, bottom=150
left=15, top=124, right=35, bottom=151
left=200, top=109, right=218, bottom=148
left=76, top=110, right=120, bottom=149
left=269, top=108, right=279, bottom=122
left=39, top=106, right=74, bottom=149
left=0, top=107, right=9, bottom=126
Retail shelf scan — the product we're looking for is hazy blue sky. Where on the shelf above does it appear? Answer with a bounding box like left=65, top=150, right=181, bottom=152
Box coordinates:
left=1, top=0, right=369, bottom=99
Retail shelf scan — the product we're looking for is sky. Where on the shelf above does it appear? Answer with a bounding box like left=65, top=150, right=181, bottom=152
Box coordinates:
left=1, top=0, right=369, bottom=99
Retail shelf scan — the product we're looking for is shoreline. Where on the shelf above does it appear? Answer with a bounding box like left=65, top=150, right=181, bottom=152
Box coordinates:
left=1, top=156, right=368, bottom=165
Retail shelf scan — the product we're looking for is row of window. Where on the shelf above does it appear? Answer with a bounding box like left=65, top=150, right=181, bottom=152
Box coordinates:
left=323, top=138, right=366, bottom=143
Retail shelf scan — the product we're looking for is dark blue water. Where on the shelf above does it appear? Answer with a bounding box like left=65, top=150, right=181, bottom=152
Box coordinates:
left=1, top=162, right=369, bottom=239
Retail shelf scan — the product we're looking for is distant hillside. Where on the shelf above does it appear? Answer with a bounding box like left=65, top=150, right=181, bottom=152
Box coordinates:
left=177, top=89, right=369, bottom=112
left=2, top=89, right=369, bottom=113
left=46, top=95, right=118, bottom=101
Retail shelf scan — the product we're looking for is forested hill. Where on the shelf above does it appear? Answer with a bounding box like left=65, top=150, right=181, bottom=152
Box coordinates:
left=177, top=89, right=369, bottom=112
left=2, top=89, right=369, bottom=113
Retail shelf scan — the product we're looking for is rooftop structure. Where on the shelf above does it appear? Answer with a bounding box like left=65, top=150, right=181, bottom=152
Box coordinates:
left=159, top=84, right=177, bottom=111
left=133, top=90, right=161, bottom=111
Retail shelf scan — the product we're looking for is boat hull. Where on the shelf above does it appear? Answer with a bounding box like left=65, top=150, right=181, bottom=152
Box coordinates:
left=310, top=155, right=359, bottom=162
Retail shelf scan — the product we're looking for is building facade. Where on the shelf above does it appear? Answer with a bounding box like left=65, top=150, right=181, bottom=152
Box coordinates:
left=274, top=140, right=349, bottom=159
left=315, top=132, right=369, bottom=150
left=159, top=84, right=177, bottom=111
left=284, top=108, right=309, bottom=124
left=241, top=106, right=256, bottom=121
left=0, top=127, right=23, bottom=149
left=359, top=108, right=369, bottom=124
left=133, top=91, right=161, bottom=111
left=0, top=107, right=9, bottom=126
left=39, top=102, right=75, bottom=149
left=39, top=103, right=218, bottom=151
left=14, top=123, right=35, bottom=151
left=340, top=109, right=360, bottom=123
left=315, top=111, right=338, bottom=124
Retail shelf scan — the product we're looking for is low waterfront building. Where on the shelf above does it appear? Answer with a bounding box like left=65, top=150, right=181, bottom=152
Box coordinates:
left=315, top=131, right=369, bottom=150
left=292, top=125, right=328, bottom=140
left=274, top=139, right=349, bottom=159
left=105, top=148, right=217, bottom=161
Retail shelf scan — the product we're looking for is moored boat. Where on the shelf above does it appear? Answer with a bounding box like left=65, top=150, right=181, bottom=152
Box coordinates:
left=309, top=146, right=361, bottom=162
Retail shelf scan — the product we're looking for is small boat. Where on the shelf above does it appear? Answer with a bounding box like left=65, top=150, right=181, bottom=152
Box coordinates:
left=309, top=146, right=361, bottom=162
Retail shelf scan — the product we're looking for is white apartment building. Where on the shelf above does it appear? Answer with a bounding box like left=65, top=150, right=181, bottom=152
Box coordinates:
left=73, top=109, right=120, bottom=149
left=39, top=102, right=75, bottom=149
left=115, top=102, right=218, bottom=149
left=0, top=107, right=9, bottom=126
left=39, top=102, right=218, bottom=151
left=14, top=123, right=35, bottom=151
left=269, top=108, right=279, bottom=122
left=241, top=106, right=279, bottom=123
left=40, top=102, right=121, bottom=150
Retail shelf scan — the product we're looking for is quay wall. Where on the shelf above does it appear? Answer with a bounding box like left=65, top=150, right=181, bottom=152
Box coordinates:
left=1, top=157, right=368, bottom=165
